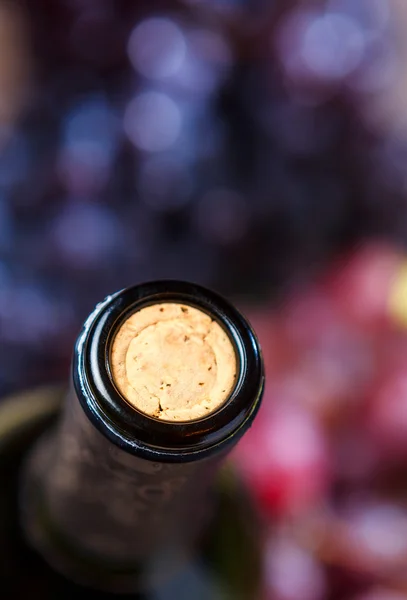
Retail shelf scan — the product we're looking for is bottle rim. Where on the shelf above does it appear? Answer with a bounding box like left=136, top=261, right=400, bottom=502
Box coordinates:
left=73, top=280, right=264, bottom=462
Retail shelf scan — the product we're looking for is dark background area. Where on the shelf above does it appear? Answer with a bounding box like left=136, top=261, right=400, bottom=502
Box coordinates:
left=1, top=0, right=404, bottom=396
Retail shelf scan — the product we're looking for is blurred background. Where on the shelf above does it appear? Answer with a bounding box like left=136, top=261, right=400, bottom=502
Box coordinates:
left=3, top=0, right=407, bottom=598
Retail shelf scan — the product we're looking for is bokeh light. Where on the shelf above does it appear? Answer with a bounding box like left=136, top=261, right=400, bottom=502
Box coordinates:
left=59, top=97, right=119, bottom=192
left=124, top=91, right=182, bottom=152
left=264, top=536, right=327, bottom=600
left=50, top=201, right=122, bottom=268
left=128, top=17, right=186, bottom=80
left=302, top=13, right=365, bottom=80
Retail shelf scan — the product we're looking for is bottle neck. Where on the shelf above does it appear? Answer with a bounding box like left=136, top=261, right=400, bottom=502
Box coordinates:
left=21, top=383, right=231, bottom=593
left=20, top=281, right=264, bottom=593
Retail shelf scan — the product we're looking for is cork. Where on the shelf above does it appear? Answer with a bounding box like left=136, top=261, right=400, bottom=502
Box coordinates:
left=110, top=303, right=237, bottom=421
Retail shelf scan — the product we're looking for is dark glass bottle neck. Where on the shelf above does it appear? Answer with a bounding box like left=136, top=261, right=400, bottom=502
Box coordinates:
left=74, top=280, right=264, bottom=462
left=20, top=281, right=264, bottom=593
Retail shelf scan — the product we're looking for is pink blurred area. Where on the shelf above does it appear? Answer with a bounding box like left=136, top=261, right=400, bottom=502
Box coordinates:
left=237, top=240, right=407, bottom=599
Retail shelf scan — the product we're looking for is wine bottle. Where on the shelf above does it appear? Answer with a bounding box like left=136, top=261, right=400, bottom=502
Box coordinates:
left=0, top=281, right=264, bottom=598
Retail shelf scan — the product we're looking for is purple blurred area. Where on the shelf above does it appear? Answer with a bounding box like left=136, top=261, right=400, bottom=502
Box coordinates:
left=0, top=0, right=401, bottom=392
left=3, top=0, right=407, bottom=597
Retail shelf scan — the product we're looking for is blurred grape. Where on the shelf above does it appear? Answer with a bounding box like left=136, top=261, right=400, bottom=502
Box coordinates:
left=234, top=397, right=330, bottom=516
left=367, top=363, right=407, bottom=460
left=324, top=242, right=403, bottom=330
left=49, top=200, right=123, bottom=269
left=345, top=500, right=407, bottom=570
left=128, top=17, right=186, bottom=80
left=58, top=96, right=120, bottom=193
left=263, top=533, right=327, bottom=600
left=124, top=91, right=182, bottom=152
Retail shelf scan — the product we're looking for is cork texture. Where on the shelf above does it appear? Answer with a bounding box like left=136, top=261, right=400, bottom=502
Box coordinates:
left=110, top=303, right=237, bottom=421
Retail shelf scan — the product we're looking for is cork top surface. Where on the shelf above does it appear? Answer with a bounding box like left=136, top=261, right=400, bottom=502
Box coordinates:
left=110, top=303, right=237, bottom=421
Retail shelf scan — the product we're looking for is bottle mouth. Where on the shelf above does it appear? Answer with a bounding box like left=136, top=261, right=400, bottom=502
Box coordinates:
left=109, top=300, right=239, bottom=422
left=73, top=280, right=264, bottom=462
